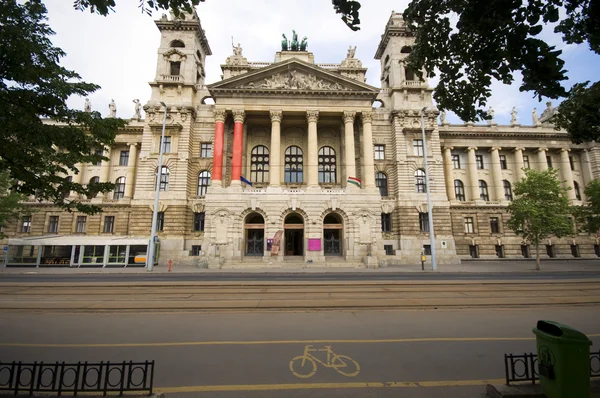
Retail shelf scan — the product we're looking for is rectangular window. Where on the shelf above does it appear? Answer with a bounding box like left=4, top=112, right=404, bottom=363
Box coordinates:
left=464, top=217, right=474, bottom=233
left=452, top=154, right=461, bottom=169
left=381, top=213, right=392, bottom=232
left=20, top=216, right=32, bottom=233
left=200, top=143, right=213, bottom=158
left=384, top=245, right=394, bottom=255
left=76, top=216, right=87, bottom=233
left=476, top=155, right=484, bottom=169
left=157, top=212, right=164, bottom=232
left=499, top=155, right=507, bottom=169
left=571, top=244, right=580, bottom=258
left=469, top=244, right=479, bottom=258
left=48, top=216, right=59, bottom=233
left=521, top=244, right=530, bottom=258
left=108, top=245, right=127, bottom=263
left=191, top=245, right=202, bottom=256
left=419, top=212, right=429, bottom=233
left=546, top=244, right=556, bottom=258
left=423, top=245, right=432, bottom=255
left=170, top=61, right=181, bottom=76
left=523, top=155, right=530, bottom=169
left=546, top=156, right=553, bottom=168
left=193, top=212, right=205, bottom=232
left=94, top=148, right=103, bottom=166
left=569, top=156, right=575, bottom=170
left=103, top=216, right=115, bottom=233
left=495, top=244, right=505, bottom=258
left=119, top=150, right=129, bottom=166
left=413, top=139, right=424, bottom=157
left=82, top=245, right=105, bottom=264
left=374, top=144, right=385, bottom=160
left=490, top=217, right=500, bottom=233
left=162, top=136, right=171, bottom=153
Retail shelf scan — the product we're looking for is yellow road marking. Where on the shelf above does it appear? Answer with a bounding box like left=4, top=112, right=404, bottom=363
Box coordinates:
left=157, top=378, right=506, bottom=393
left=1, top=334, right=598, bottom=348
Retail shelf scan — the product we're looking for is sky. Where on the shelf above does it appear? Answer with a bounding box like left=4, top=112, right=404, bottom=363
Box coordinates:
left=43, top=0, right=599, bottom=125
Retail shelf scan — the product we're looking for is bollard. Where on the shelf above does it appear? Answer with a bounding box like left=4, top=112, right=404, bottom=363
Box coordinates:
left=168, top=259, right=172, bottom=272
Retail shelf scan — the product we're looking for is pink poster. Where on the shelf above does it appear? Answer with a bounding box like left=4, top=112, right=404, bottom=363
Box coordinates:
left=307, top=239, right=321, bottom=251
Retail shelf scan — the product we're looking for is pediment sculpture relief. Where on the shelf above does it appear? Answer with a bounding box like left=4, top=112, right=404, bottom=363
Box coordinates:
left=237, top=70, right=352, bottom=91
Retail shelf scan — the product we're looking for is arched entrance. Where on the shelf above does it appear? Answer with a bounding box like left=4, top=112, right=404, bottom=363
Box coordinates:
left=244, top=213, right=265, bottom=256
left=323, top=213, right=343, bottom=256
left=284, top=213, right=304, bottom=256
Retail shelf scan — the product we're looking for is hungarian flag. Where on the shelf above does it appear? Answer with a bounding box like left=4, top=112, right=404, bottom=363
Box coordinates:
left=347, top=176, right=361, bottom=187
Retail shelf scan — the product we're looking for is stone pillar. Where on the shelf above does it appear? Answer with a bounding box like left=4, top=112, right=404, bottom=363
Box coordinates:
left=466, top=147, right=479, bottom=201
left=100, top=147, right=111, bottom=183
left=560, top=148, right=576, bottom=201
left=514, top=147, right=525, bottom=181
left=442, top=146, right=455, bottom=201
left=490, top=147, right=505, bottom=202
left=231, top=109, right=245, bottom=184
left=537, top=148, right=548, bottom=171
left=343, top=111, right=357, bottom=186
left=583, top=149, right=595, bottom=186
left=212, top=109, right=226, bottom=184
left=269, top=110, right=282, bottom=187
left=125, top=143, right=138, bottom=198
left=361, top=111, right=375, bottom=188
left=73, top=163, right=84, bottom=185
left=306, top=110, right=319, bottom=187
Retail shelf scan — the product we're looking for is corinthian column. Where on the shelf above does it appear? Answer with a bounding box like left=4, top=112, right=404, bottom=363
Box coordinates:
left=212, top=109, right=226, bottom=185
left=361, top=112, right=375, bottom=188
left=269, top=110, right=282, bottom=187
left=560, top=148, right=576, bottom=201
left=343, top=111, right=357, bottom=187
left=306, top=111, right=319, bottom=187
left=231, top=109, right=245, bottom=185
left=442, top=147, right=455, bottom=201
left=466, top=147, right=479, bottom=201
left=514, top=147, right=525, bottom=181
left=125, top=142, right=138, bottom=198
left=490, top=147, right=505, bottom=202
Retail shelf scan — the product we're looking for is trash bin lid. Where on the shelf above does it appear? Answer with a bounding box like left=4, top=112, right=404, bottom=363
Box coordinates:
left=532, top=320, right=592, bottom=345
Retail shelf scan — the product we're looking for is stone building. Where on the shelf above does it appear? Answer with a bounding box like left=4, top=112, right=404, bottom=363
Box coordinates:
left=2, top=11, right=599, bottom=268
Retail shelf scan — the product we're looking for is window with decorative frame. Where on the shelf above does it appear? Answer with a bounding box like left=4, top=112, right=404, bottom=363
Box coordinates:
left=157, top=212, right=164, bottom=232
left=499, top=155, right=507, bottom=169
left=250, top=145, right=270, bottom=183
left=523, top=155, right=530, bottom=169
left=162, top=136, right=171, bottom=153
left=87, top=176, right=100, bottom=199
left=284, top=146, right=303, bottom=183
left=415, top=169, right=426, bottom=193
left=375, top=172, right=388, bottom=197
left=413, top=139, right=424, bottom=156
left=503, top=180, right=513, bottom=201
left=490, top=217, right=500, bottom=233
left=476, top=155, right=484, bottom=169
left=374, top=144, right=385, bottom=160
left=48, top=216, right=59, bottom=233
left=419, top=212, right=429, bottom=232
left=20, top=216, right=31, bottom=233
left=479, top=180, right=489, bottom=201
left=318, top=146, right=337, bottom=184
left=193, top=212, right=205, bottom=232
left=113, top=177, right=125, bottom=199
left=464, top=217, right=475, bottom=233
left=119, top=150, right=129, bottom=166
left=381, top=213, right=392, bottom=232
left=452, top=154, right=461, bottom=169
left=103, top=216, right=115, bottom=233
left=200, top=143, right=213, bottom=158
left=155, top=166, right=169, bottom=191
left=76, top=216, right=87, bottom=233
left=454, top=180, right=466, bottom=201
left=197, top=171, right=211, bottom=196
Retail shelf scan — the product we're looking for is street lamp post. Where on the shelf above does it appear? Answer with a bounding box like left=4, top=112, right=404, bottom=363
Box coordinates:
left=420, top=106, right=438, bottom=271
left=147, top=101, right=168, bottom=271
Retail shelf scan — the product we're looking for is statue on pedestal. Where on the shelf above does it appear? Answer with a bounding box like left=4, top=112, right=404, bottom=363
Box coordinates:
left=487, top=106, right=495, bottom=125
left=532, top=108, right=540, bottom=125
left=108, top=99, right=117, bottom=118
left=133, top=99, right=141, bottom=120
left=84, top=98, right=91, bottom=113
left=291, top=30, right=299, bottom=51
left=347, top=45, right=357, bottom=58
left=510, top=106, right=518, bottom=126
left=300, top=37, right=308, bottom=51
left=281, top=34, right=288, bottom=51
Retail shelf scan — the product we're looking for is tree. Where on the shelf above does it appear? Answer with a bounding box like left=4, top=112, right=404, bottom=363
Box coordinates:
left=0, top=171, right=25, bottom=239
left=0, top=0, right=127, bottom=216
left=74, top=0, right=205, bottom=17
left=506, top=169, right=574, bottom=270
left=575, top=179, right=600, bottom=234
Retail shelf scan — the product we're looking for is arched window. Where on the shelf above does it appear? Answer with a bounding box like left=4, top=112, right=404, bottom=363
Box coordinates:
left=155, top=166, right=169, bottom=191
left=479, top=180, right=489, bottom=201
left=454, top=180, right=465, bottom=201
left=197, top=171, right=211, bottom=196
left=170, top=40, right=185, bottom=48
left=284, top=146, right=303, bottom=184
left=415, top=169, right=426, bottom=193
left=503, top=180, right=513, bottom=201
left=574, top=181, right=581, bottom=200
left=113, top=177, right=126, bottom=200
left=401, top=46, right=412, bottom=53
left=375, top=172, right=388, bottom=197
left=318, top=146, right=337, bottom=183
left=250, top=146, right=269, bottom=183
left=87, top=176, right=100, bottom=199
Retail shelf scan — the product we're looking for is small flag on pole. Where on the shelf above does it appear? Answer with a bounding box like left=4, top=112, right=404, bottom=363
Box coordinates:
left=347, top=176, right=361, bottom=188
left=240, top=176, right=253, bottom=187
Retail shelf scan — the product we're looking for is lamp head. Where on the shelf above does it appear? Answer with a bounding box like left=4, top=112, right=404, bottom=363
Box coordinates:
left=160, top=101, right=166, bottom=108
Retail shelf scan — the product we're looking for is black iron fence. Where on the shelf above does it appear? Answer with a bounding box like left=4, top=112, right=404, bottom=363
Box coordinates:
left=0, top=360, right=154, bottom=396
left=505, top=351, right=600, bottom=385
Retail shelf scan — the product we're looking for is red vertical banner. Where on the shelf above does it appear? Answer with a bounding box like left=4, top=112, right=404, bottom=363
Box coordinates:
left=231, top=120, right=243, bottom=181
left=213, top=120, right=225, bottom=181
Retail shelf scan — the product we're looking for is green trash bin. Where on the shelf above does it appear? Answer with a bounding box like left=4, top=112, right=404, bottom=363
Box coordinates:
left=532, top=320, right=592, bottom=398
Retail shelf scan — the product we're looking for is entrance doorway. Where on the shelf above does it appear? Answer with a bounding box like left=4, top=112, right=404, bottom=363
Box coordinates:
left=323, top=213, right=343, bottom=256
left=245, top=213, right=265, bottom=256
left=284, top=213, right=304, bottom=256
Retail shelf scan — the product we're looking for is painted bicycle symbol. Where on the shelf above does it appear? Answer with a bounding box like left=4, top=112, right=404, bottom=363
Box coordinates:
left=289, top=345, right=360, bottom=378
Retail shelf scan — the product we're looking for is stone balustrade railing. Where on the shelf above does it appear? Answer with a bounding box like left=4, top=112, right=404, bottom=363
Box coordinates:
left=160, top=74, right=182, bottom=82
left=317, top=63, right=340, bottom=69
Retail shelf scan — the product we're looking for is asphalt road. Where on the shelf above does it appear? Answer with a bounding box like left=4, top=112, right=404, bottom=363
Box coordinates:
left=1, top=307, right=599, bottom=397
left=2, top=271, right=600, bottom=283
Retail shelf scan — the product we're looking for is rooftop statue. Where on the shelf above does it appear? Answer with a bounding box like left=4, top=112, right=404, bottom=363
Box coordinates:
left=281, top=34, right=288, bottom=51
left=291, top=30, right=299, bottom=51
left=281, top=30, right=307, bottom=51
left=300, top=37, right=308, bottom=51
left=347, top=45, right=356, bottom=58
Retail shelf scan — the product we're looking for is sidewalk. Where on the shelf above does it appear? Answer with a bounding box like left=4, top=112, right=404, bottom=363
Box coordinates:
left=1, top=259, right=599, bottom=274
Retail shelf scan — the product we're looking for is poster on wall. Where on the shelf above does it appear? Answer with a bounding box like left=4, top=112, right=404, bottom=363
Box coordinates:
left=271, top=230, right=283, bottom=256
left=307, top=238, right=321, bottom=251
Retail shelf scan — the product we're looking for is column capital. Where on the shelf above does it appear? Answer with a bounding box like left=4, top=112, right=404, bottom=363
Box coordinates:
left=214, top=109, right=226, bottom=122
left=466, top=146, right=478, bottom=152
left=361, top=111, right=373, bottom=124
left=489, top=147, right=502, bottom=152
left=126, top=142, right=139, bottom=148
left=343, top=111, right=356, bottom=124
left=537, top=147, right=548, bottom=153
left=232, top=109, right=245, bottom=123
left=306, top=110, right=319, bottom=123
left=560, top=148, right=571, bottom=153
left=513, top=147, right=525, bottom=152
left=269, top=110, right=283, bottom=123
left=443, top=146, right=454, bottom=152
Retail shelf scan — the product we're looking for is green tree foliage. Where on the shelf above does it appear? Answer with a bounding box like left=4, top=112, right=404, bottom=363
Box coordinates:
left=551, top=81, right=600, bottom=143
left=74, top=0, right=205, bottom=17
left=506, top=169, right=574, bottom=270
left=0, top=0, right=127, bottom=216
left=0, top=171, right=26, bottom=239
left=575, top=179, right=600, bottom=234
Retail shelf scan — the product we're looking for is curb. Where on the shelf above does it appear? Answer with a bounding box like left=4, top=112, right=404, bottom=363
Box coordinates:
left=486, top=379, right=600, bottom=397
